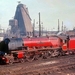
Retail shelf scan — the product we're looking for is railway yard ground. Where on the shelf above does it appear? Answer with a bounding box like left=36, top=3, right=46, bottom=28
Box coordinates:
left=0, top=55, right=75, bottom=75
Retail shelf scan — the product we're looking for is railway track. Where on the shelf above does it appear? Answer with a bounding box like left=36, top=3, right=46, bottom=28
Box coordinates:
left=24, top=63, right=75, bottom=75
left=2, top=62, right=75, bottom=75
left=0, top=54, right=75, bottom=75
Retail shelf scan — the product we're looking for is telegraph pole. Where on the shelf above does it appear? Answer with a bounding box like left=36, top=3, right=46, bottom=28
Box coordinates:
left=42, top=24, right=43, bottom=36
left=62, top=21, right=63, bottom=31
left=33, top=19, right=35, bottom=37
left=39, top=12, right=41, bottom=37
left=58, top=19, right=60, bottom=32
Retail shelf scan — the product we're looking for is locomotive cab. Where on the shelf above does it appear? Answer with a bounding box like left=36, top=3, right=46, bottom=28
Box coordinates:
left=61, top=35, right=75, bottom=55
left=62, top=35, right=70, bottom=51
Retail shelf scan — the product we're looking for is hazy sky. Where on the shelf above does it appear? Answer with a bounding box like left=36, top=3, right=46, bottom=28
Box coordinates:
left=0, top=0, right=75, bottom=31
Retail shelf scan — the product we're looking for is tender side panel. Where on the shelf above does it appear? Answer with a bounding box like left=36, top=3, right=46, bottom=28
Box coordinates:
left=69, top=40, right=75, bottom=50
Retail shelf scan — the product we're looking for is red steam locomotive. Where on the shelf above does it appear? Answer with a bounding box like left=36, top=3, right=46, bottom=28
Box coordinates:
left=1, top=35, right=75, bottom=64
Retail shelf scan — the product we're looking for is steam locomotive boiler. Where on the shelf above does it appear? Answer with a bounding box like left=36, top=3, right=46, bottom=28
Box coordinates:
left=8, top=36, right=62, bottom=51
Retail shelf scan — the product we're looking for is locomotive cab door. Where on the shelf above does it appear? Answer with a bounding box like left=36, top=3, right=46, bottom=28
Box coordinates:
left=62, top=35, right=70, bottom=51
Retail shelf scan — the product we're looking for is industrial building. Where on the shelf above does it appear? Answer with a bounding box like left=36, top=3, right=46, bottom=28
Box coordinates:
left=9, top=3, right=33, bottom=36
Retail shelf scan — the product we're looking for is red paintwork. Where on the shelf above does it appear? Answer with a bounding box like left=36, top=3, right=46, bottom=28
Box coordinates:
left=62, top=37, right=75, bottom=51
left=17, top=51, right=24, bottom=59
left=69, top=37, right=75, bottom=50
left=23, top=37, right=52, bottom=48
left=62, top=44, right=67, bottom=51
left=22, top=36, right=62, bottom=49
left=49, top=36, right=62, bottom=47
